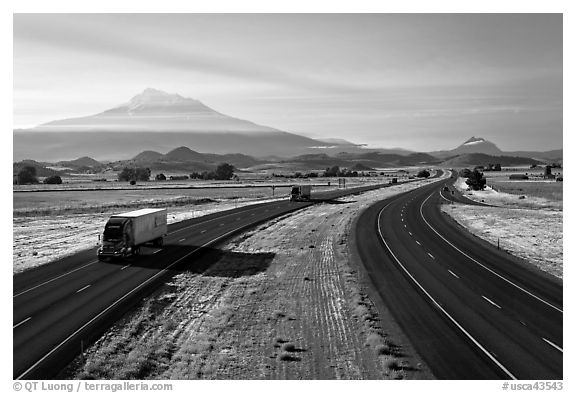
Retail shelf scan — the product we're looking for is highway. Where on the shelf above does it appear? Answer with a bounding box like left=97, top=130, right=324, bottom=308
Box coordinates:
left=13, top=182, right=395, bottom=379
left=354, top=173, right=563, bottom=379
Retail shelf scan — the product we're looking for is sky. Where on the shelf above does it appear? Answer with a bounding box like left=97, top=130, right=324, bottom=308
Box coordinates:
left=13, top=13, right=563, bottom=152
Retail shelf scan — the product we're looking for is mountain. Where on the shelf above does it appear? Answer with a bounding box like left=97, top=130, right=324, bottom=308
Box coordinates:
left=133, top=150, right=165, bottom=162
left=14, top=88, right=346, bottom=161
left=164, top=146, right=206, bottom=162
left=57, top=156, right=102, bottom=168
left=441, top=153, right=543, bottom=167
left=13, top=160, right=65, bottom=177
left=280, top=151, right=441, bottom=170
left=430, top=137, right=502, bottom=158
left=430, top=136, right=562, bottom=162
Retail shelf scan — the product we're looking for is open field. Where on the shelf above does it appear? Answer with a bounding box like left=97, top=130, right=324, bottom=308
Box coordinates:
left=59, top=179, right=442, bottom=380
left=442, top=177, right=563, bottom=279
left=12, top=177, right=409, bottom=274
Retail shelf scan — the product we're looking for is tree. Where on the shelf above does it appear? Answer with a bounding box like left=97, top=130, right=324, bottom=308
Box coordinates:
left=459, top=168, right=472, bottom=178
left=324, top=165, right=340, bottom=177
left=43, top=175, right=62, bottom=184
left=417, top=169, right=430, bottom=178
left=214, top=163, right=235, bottom=180
left=118, top=167, right=150, bottom=182
left=155, top=173, right=167, bottom=181
left=465, top=169, right=486, bottom=191
left=17, top=166, right=38, bottom=185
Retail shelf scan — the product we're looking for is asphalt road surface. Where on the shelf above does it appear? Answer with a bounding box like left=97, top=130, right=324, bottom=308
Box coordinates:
left=13, top=181, right=405, bottom=379
left=354, top=173, right=562, bottom=379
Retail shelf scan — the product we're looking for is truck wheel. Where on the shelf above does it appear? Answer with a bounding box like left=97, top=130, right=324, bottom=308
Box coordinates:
left=133, top=246, right=140, bottom=256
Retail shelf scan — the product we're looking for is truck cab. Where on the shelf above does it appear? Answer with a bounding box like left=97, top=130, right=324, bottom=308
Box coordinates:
left=98, top=217, right=134, bottom=260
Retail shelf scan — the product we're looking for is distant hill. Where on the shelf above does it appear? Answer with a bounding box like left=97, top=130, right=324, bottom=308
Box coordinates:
left=350, top=163, right=375, bottom=171
left=430, top=136, right=562, bottom=163
left=279, top=151, right=441, bottom=170
left=441, top=153, right=543, bottom=167
left=164, top=146, right=206, bottom=162
left=125, top=146, right=265, bottom=172
left=133, top=150, right=165, bottom=162
left=57, top=156, right=102, bottom=168
left=13, top=160, right=65, bottom=177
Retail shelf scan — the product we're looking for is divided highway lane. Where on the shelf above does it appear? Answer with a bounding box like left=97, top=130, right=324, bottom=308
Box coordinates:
left=14, top=181, right=396, bottom=379
left=355, top=177, right=562, bottom=379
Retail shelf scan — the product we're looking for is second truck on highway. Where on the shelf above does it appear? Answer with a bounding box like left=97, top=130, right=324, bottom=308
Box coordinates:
left=97, top=208, right=167, bottom=260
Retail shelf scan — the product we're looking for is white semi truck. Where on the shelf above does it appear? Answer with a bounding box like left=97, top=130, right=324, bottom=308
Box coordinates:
left=97, top=208, right=167, bottom=260
left=290, top=185, right=312, bottom=201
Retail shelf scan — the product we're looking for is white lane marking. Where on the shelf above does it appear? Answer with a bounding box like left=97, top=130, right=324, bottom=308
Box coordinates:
left=404, top=224, right=407, bottom=228
left=152, top=250, right=161, bottom=254
left=448, top=269, right=460, bottom=279
left=408, top=232, right=412, bottom=236
left=377, top=203, right=517, bottom=380
left=519, top=320, right=527, bottom=327
left=542, top=338, right=563, bottom=353
left=14, top=260, right=99, bottom=298
left=482, top=296, right=502, bottom=309
left=13, top=317, right=31, bottom=329
left=169, top=202, right=271, bottom=236
left=121, top=264, right=131, bottom=270
left=178, top=238, right=186, bottom=242
left=420, top=193, right=562, bottom=314
left=200, top=230, right=207, bottom=234
left=427, top=252, right=435, bottom=259
left=76, top=285, right=91, bottom=293
left=439, top=189, right=452, bottom=203
left=219, top=223, right=224, bottom=226
left=415, top=240, right=421, bottom=246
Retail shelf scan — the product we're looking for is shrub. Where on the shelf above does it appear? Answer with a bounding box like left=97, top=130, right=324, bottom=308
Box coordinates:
left=281, top=343, right=296, bottom=352
left=155, top=173, right=166, bottom=181
left=416, top=169, right=430, bottom=178
left=43, top=175, right=62, bottom=184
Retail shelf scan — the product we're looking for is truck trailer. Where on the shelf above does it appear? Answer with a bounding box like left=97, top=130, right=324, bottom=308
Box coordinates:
left=97, top=208, right=167, bottom=260
left=290, top=185, right=312, bottom=201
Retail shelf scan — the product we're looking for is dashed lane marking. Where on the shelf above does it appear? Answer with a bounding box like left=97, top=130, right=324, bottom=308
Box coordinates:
left=427, top=252, right=435, bottom=259
left=448, top=270, right=459, bottom=279
left=482, top=296, right=502, bottom=309
left=200, top=230, right=207, bottom=234
left=13, top=260, right=99, bottom=298
left=377, top=204, right=517, bottom=380
left=121, top=264, right=131, bottom=270
left=542, top=338, right=563, bottom=353
left=178, top=238, right=186, bottom=242
left=76, top=285, right=91, bottom=294
left=415, top=240, right=421, bottom=246
left=13, top=317, right=31, bottom=329
left=420, top=193, right=563, bottom=314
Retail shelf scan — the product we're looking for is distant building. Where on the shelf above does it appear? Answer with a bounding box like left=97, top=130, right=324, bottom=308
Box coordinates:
left=509, top=174, right=529, bottom=180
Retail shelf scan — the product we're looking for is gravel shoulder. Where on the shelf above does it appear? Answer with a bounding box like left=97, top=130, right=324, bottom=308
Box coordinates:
left=60, top=180, right=441, bottom=380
